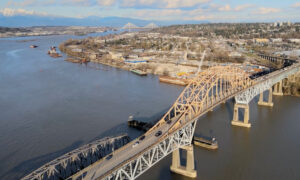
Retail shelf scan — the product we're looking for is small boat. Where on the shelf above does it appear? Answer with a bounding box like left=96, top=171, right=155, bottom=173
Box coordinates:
left=193, top=135, right=218, bottom=150
left=130, top=69, right=147, bottom=76
left=30, top=45, right=38, bottom=48
left=48, top=46, right=62, bottom=58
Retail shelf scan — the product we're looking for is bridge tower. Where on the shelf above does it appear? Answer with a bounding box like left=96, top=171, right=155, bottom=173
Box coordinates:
left=231, top=103, right=251, bottom=128
left=258, top=88, right=274, bottom=107
left=170, top=145, right=197, bottom=178
left=273, top=80, right=283, bottom=96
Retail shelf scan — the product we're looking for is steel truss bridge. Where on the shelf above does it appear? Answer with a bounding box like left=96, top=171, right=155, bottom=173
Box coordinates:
left=24, top=63, right=300, bottom=180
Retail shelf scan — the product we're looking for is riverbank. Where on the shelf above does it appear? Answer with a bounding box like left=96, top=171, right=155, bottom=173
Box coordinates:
left=0, top=26, right=113, bottom=38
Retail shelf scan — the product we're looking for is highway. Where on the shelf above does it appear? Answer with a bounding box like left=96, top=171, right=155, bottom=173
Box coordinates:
left=71, top=116, right=180, bottom=180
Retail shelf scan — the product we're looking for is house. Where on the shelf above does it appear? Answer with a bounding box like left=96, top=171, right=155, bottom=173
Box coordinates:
left=229, top=51, right=242, bottom=57
left=254, top=38, right=270, bottom=44
left=288, top=39, right=300, bottom=44
left=109, top=51, right=124, bottom=60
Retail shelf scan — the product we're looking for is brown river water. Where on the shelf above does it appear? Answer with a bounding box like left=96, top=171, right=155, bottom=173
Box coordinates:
left=0, top=32, right=300, bottom=180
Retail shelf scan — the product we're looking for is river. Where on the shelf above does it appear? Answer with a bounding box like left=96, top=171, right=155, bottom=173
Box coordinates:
left=0, top=33, right=300, bottom=180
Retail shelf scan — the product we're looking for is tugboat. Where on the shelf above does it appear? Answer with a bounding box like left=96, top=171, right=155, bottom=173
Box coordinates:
left=30, top=45, right=38, bottom=48
left=127, top=115, right=153, bottom=132
left=193, top=135, right=218, bottom=150
left=48, top=46, right=62, bottom=58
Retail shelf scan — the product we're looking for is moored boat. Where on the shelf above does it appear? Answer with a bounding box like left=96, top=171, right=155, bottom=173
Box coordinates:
left=130, top=69, right=147, bottom=76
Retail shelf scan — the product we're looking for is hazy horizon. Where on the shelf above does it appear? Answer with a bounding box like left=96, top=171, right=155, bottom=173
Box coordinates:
left=0, top=0, right=300, bottom=27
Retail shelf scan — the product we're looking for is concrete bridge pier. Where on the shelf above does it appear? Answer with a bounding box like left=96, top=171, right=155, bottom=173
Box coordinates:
left=170, top=145, right=197, bottom=178
left=231, top=103, right=251, bottom=128
left=289, top=74, right=296, bottom=83
left=273, top=80, right=283, bottom=96
left=258, top=88, right=274, bottom=107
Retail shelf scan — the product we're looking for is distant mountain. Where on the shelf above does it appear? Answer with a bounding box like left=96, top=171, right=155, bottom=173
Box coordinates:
left=0, top=15, right=209, bottom=27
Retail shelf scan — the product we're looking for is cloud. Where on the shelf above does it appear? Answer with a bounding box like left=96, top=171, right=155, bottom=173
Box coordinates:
left=0, top=8, right=48, bottom=16
left=291, top=2, right=300, bottom=8
left=60, top=0, right=91, bottom=6
left=126, top=7, right=213, bottom=21
left=7, top=0, right=93, bottom=7
left=208, top=3, right=254, bottom=12
left=121, top=0, right=211, bottom=9
left=130, top=8, right=183, bottom=20
left=98, top=0, right=116, bottom=6
left=7, top=0, right=210, bottom=9
left=163, top=0, right=211, bottom=9
left=218, top=4, right=231, bottom=11
left=7, top=0, right=37, bottom=6
left=234, top=4, right=254, bottom=11
left=253, top=7, right=280, bottom=15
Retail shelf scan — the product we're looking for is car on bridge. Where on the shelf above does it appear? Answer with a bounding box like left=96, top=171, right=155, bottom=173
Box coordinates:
left=155, top=131, right=162, bottom=137
left=139, top=135, right=145, bottom=141
left=106, top=154, right=113, bottom=160
left=132, top=141, right=139, bottom=148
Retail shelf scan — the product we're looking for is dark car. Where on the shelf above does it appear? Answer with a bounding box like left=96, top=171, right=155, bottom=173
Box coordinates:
left=139, top=135, right=145, bottom=141
left=106, top=154, right=113, bottom=160
left=167, top=120, right=172, bottom=124
left=155, top=131, right=162, bottom=137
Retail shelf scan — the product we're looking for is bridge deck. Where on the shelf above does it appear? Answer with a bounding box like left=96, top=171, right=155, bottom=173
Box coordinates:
left=72, top=63, right=300, bottom=180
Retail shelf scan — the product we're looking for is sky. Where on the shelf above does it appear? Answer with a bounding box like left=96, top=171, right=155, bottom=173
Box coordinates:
left=0, top=0, right=300, bottom=22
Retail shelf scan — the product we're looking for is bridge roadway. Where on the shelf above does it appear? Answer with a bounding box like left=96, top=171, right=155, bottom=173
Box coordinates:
left=71, top=62, right=300, bottom=180
left=71, top=115, right=182, bottom=180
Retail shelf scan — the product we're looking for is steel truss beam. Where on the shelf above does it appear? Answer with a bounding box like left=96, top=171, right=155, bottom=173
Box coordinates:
left=104, top=122, right=196, bottom=180
left=236, top=66, right=300, bottom=104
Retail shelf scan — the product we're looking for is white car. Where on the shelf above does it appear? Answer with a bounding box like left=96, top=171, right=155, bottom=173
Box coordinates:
left=132, top=141, right=139, bottom=148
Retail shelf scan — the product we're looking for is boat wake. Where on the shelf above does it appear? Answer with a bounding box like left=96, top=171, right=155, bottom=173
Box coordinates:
left=6, top=49, right=25, bottom=58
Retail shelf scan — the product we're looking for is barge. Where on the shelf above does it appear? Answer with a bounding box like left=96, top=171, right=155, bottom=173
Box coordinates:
left=193, top=135, right=218, bottom=150
left=159, top=76, right=189, bottom=86
left=127, top=116, right=153, bottom=132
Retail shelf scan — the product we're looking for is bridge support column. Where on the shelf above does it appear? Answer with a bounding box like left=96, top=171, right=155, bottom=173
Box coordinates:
left=273, top=81, right=283, bottom=96
left=231, top=103, right=251, bottom=128
left=170, top=145, right=197, bottom=178
left=290, top=75, right=296, bottom=83
left=258, top=88, right=274, bottom=107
